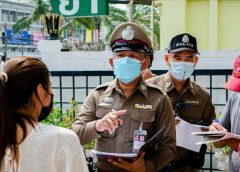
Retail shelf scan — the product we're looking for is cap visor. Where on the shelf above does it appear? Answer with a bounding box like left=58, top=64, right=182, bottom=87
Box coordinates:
left=224, top=75, right=240, bottom=92
left=113, top=47, right=146, bottom=53
left=169, top=47, right=199, bottom=54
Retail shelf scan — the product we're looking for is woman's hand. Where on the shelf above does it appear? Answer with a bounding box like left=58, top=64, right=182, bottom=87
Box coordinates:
left=209, top=122, right=228, bottom=148
left=209, top=122, right=227, bottom=132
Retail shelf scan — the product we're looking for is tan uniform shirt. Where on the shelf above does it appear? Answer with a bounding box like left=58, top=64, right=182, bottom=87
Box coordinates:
left=147, top=72, right=216, bottom=172
left=72, top=78, right=176, bottom=172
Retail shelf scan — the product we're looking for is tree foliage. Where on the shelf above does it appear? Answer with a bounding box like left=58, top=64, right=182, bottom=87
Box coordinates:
left=13, top=0, right=49, bottom=33
left=13, top=1, right=161, bottom=49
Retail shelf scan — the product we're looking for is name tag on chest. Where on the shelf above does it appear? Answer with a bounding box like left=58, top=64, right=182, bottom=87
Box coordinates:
left=184, top=99, right=201, bottom=105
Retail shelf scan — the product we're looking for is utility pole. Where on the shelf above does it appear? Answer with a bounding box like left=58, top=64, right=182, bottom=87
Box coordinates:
left=3, top=22, right=7, bottom=62
left=151, top=1, right=155, bottom=47
left=127, top=0, right=133, bottom=22
left=21, top=38, right=24, bottom=56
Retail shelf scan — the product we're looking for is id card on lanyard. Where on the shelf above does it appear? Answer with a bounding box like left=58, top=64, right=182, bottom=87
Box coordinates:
left=133, top=121, right=147, bottom=153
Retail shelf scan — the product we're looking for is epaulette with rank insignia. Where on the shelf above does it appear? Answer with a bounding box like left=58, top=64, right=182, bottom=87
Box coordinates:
left=146, top=83, right=165, bottom=95
left=95, top=80, right=114, bottom=90
left=95, top=83, right=110, bottom=90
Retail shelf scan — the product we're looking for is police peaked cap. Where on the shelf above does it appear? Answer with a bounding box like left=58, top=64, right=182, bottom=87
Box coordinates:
left=109, top=22, right=152, bottom=53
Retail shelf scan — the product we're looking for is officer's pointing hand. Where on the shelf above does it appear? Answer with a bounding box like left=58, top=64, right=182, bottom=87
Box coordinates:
left=95, top=110, right=127, bottom=134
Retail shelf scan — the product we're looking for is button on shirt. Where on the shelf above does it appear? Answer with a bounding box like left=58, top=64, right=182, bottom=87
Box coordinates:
left=72, top=78, right=176, bottom=172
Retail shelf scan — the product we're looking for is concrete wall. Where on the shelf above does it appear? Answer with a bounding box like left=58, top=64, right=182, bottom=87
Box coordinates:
left=40, top=50, right=240, bottom=71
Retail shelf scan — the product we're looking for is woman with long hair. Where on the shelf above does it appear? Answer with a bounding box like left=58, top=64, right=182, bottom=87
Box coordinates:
left=0, top=56, right=88, bottom=172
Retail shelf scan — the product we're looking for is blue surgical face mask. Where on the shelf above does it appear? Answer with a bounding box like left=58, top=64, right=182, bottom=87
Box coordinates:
left=169, top=61, right=194, bottom=80
left=113, top=57, right=141, bottom=83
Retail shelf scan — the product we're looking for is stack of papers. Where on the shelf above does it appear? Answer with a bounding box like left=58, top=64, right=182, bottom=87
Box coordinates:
left=175, top=117, right=209, bottom=152
left=192, top=131, right=240, bottom=145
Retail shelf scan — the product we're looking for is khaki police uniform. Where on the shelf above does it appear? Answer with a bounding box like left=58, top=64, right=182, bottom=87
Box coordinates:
left=72, top=78, right=176, bottom=172
left=147, top=72, right=216, bottom=172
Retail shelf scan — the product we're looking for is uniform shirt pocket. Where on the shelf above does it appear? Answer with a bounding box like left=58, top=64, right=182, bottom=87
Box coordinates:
left=130, top=109, right=155, bottom=131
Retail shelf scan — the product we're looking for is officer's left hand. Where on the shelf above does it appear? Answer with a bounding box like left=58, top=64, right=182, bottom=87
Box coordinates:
left=108, top=152, right=145, bottom=172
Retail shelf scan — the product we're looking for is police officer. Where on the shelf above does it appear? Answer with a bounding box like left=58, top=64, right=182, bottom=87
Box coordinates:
left=142, top=48, right=157, bottom=80
left=72, top=22, right=176, bottom=172
left=147, top=33, right=216, bottom=172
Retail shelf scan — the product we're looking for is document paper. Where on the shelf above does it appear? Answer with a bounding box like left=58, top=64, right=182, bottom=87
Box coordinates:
left=176, top=117, right=206, bottom=152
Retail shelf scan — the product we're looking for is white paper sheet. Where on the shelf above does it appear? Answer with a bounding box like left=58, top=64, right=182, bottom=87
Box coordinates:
left=176, top=117, right=204, bottom=152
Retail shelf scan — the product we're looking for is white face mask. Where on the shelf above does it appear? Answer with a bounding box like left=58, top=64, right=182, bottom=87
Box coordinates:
left=169, top=61, right=195, bottom=80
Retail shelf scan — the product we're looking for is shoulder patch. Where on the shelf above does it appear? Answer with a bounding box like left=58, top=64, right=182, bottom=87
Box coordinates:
left=95, top=81, right=111, bottom=90
left=146, top=75, right=160, bottom=84
left=146, top=83, right=165, bottom=95
left=147, top=75, right=165, bottom=86
left=190, top=80, right=209, bottom=95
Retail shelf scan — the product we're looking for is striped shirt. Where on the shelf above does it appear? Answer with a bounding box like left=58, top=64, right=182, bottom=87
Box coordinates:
left=220, top=92, right=240, bottom=172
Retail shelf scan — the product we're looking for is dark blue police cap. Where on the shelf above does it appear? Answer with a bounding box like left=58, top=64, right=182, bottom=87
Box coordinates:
left=168, top=33, right=199, bottom=54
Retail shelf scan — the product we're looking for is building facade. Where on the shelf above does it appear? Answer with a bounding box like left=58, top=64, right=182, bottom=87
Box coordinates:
left=0, top=0, right=43, bottom=58
left=159, top=0, right=240, bottom=51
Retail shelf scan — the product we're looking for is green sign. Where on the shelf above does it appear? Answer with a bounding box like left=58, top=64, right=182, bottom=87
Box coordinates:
left=51, top=0, right=109, bottom=17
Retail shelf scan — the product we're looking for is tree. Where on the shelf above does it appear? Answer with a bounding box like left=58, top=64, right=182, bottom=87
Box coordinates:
left=13, top=1, right=160, bottom=49
left=100, top=4, right=160, bottom=50
left=60, top=18, right=96, bottom=37
left=100, top=5, right=128, bottom=42
left=132, top=5, right=160, bottom=49
left=13, top=0, right=97, bottom=37
left=13, top=0, right=49, bottom=33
